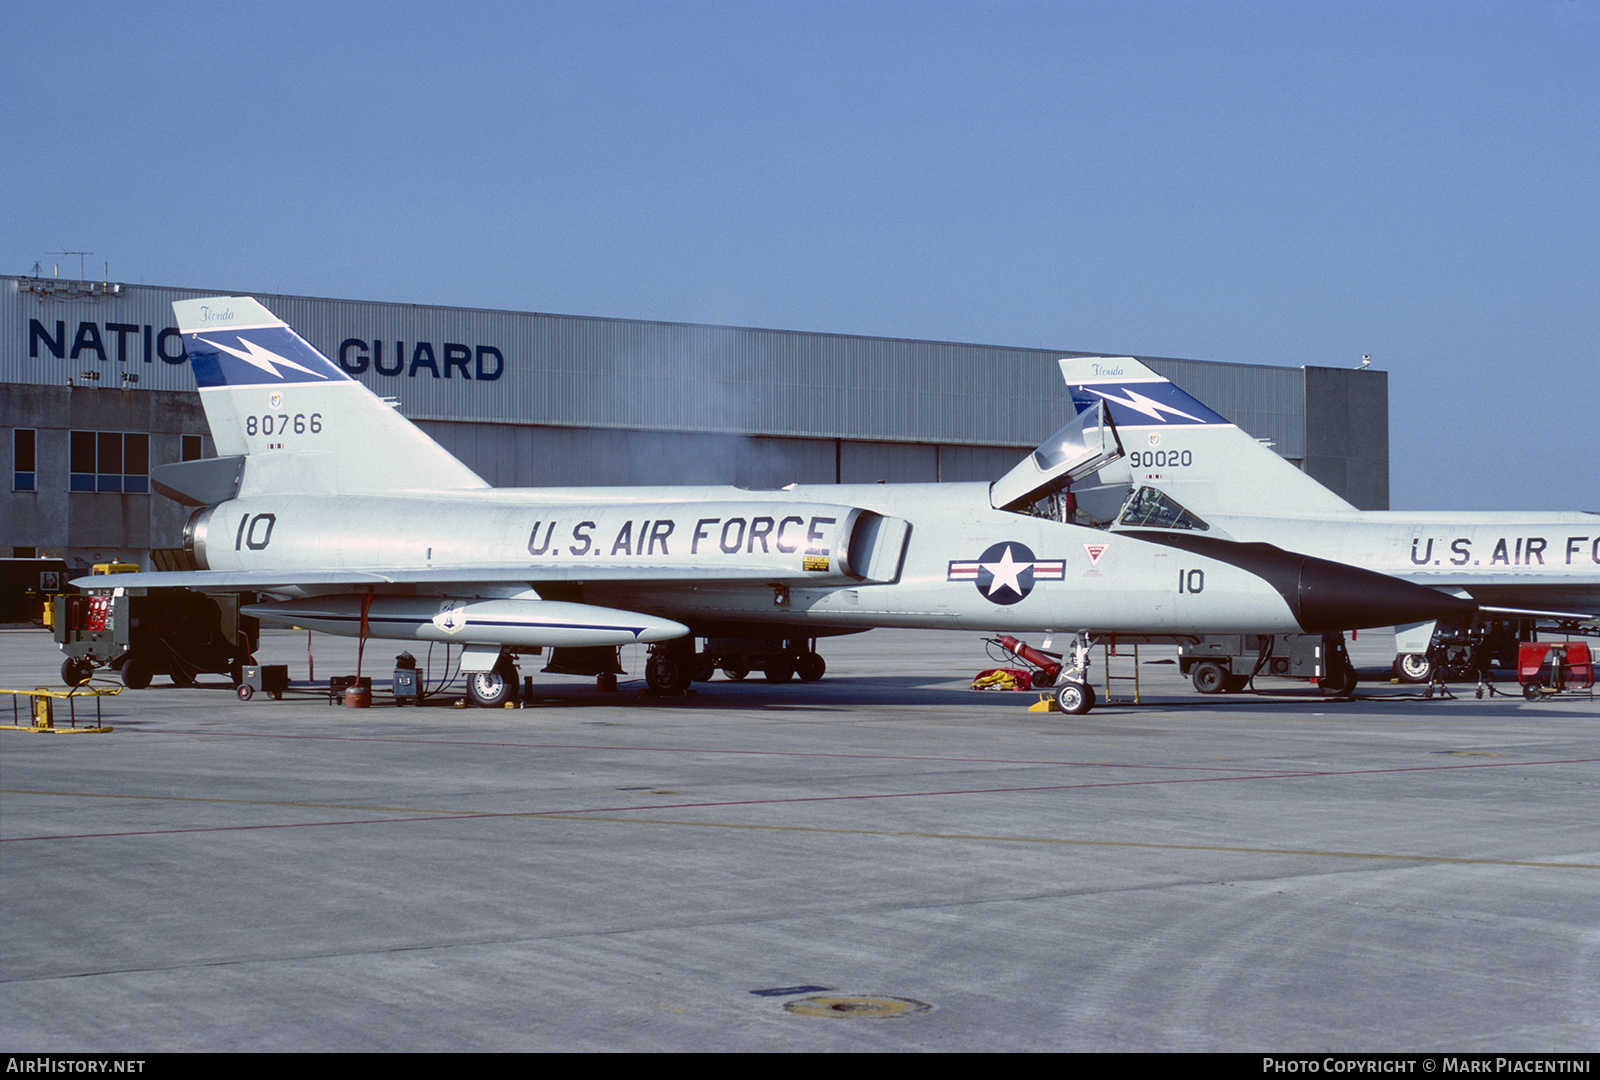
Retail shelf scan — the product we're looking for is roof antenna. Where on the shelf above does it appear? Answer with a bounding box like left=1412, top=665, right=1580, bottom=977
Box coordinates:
left=50, top=250, right=92, bottom=281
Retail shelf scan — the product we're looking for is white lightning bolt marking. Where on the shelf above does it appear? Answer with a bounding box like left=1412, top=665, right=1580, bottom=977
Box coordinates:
left=192, top=334, right=329, bottom=380
left=1083, top=386, right=1203, bottom=423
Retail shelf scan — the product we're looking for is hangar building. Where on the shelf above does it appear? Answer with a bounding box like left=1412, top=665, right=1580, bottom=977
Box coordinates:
left=2, top=273, right=1388, bottom=570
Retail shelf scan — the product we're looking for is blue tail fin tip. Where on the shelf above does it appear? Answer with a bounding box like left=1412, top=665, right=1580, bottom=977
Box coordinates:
left=173, top=296, right=351, bottom=388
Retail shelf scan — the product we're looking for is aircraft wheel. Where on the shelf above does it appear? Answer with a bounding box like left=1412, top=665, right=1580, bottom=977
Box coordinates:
left=1318, top=664, right=1357, bottom=697
left=468, top=670, right=513, bottom=707
left=721, top=666, right=748, bottom=682
left=1191, top=661, right=1227, bottom=694
left=646, top=653, right=692, bottom=694
left=121, top=653, right=153, bottom=691
left=60, top=657, right=93, bottom=687
left=764, top=659, right=794, bottom=683
left=796, top=652, right=826, bottom=682
left=1055, top=680, right=1094, bottom=715
left=1394, top=653, right=1433, bottom=684
left=468, top=658, right=519, bottom=707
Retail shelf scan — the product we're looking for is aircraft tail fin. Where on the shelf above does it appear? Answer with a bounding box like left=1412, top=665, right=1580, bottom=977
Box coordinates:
left=174, top=297, right=489, bottom=496
left=1058, top=356, right=1356, bottom=516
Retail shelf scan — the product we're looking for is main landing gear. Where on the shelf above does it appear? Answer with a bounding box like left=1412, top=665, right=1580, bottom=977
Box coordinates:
left=467, top=654, right=521, bottom=707
left=1393, top=652, right=1434, bottom=684
left=645, top=639, right=695, bottom=695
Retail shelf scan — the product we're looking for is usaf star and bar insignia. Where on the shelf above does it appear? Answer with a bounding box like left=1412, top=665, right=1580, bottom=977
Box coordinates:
left=948, top=542, right=1067, bottom=606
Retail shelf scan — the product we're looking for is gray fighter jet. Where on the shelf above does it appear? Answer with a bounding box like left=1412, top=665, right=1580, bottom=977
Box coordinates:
left=1059, top=355, right=1599, bottom=683
left=75, top=297, right=1474, bottom=713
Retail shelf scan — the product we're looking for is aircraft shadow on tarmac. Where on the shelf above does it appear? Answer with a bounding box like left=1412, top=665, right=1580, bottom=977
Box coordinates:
left=127, top=671, right=1549, bottom=717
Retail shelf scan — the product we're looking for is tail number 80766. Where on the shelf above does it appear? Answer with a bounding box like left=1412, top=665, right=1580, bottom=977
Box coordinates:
left=247, top=413, right=323, bottom=436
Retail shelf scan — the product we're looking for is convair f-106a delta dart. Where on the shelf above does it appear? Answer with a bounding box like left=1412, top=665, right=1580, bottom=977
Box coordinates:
left=1058, top=354, right=1599, bottom=685
left=76, top=297, right=1475, bottom=713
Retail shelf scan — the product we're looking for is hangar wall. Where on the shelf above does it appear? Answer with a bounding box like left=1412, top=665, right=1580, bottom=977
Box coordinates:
left=2, top=274, right=1389, bottom=568
left=417, top=422, right=1024, bottom=489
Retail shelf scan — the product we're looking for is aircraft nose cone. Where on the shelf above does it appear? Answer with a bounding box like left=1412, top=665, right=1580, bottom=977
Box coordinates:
left=1294, top=554, right=1477, bottom=632
left=1120, top=530, right=1478, bottom=632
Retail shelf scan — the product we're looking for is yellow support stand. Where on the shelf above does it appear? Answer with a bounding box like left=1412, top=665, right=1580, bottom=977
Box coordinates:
left=1100, top=642, right=1141, bottom=704
left=1, top=686, right=118, bottom=732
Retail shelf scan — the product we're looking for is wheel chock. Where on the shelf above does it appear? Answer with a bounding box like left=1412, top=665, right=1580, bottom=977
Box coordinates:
left=1029, top=693, right=1059, bottom=712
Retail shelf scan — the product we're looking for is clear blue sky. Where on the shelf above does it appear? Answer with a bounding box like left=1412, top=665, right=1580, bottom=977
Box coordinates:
left=5, top=1, right=1596, bottom=511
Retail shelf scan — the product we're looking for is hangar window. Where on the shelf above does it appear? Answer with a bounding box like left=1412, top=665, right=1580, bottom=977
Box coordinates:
left=69, top=431, right=149, bottom=494
left=182, top=434, right=204, bottom=462
left=13, top=429, right=35, bottom=491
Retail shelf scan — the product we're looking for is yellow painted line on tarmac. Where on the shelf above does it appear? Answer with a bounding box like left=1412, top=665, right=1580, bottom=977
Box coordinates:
left=6, top=786, right=1597, bottom=871
left=0, top=787, right=473, bottom=816
left=525, top=813, right=1600, bottom=871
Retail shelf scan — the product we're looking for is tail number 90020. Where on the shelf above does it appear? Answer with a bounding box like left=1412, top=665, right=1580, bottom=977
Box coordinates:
left=1130, top=449, right=1192, bottom=469
left=247, top=413, right=322, bottom=436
